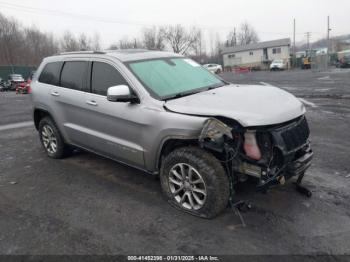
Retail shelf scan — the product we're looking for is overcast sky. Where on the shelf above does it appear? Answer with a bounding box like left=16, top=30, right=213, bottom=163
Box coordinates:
left=1, top=0, right=349, bottom=50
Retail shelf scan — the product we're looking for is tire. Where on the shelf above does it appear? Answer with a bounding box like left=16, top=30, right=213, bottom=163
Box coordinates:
left=160, top=146, right=229, bottom=219
left=38, top=116, right=70, bottom=159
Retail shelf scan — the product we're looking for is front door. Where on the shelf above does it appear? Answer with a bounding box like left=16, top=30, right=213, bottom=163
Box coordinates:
left=82, top=61, right=145, bottom=168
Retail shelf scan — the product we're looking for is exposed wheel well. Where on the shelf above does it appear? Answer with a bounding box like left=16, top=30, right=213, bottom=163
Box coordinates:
left=34, top=109, right=50, bottom=130
left=158, top=138, right=198, bottom=170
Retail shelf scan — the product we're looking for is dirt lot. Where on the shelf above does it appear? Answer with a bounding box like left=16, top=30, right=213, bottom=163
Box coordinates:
left=0, top=69, right=349, bottom=256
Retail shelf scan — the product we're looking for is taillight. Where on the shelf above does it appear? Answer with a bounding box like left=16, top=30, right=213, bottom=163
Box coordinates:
left=243, top=131, right=262, bottom=160
left=27, top=83, right=32, bottom=93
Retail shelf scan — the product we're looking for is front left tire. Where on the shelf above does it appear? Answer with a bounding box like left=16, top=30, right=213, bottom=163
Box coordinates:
left=160, top=146, right=230, bottom=219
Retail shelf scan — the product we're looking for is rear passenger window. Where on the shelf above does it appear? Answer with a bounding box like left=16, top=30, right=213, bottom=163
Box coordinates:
left=60, top=61, right=87, bottom=91
left=91, top=62, right=128, bottom=96
left=39, top=62, right=62, bottom=85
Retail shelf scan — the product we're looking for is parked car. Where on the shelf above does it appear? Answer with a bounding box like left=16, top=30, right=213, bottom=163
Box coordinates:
left=7, top=74, right=25, bottom=90
left=203, top=64, right=222, bottom=74
left=16, top=79, right=32, bottom=94
left=270, top=59, right=287, bottom=71
left=339, top=55, right=350, bottom=68
left=0, top=78, right=11, bottom=92
left=31, top=50, right=313, bottom=218
left=0, top=78, right=4, bottom=91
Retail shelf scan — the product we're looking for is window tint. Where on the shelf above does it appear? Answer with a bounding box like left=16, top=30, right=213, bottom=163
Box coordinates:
left=38, top=62, right=62, bottom=85
left=91, top=62, right=128, bottom=96
left=60, top=61, right=87, bottom=91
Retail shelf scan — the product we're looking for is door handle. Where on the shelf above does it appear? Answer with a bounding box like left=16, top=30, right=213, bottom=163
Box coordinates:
left=51, top=91, right=60, bottom=97
left=86, top=100, right=98, bottom=106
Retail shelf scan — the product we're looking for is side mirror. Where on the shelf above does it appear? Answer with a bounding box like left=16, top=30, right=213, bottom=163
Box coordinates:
left=107, top=85, right=139, bottom=103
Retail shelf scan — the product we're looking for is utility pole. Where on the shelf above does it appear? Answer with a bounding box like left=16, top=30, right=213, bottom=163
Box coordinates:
left=305, top=32, right=311, bottom=53
left=234, top=27, right=237, bottom=46
left=327, top=15, right=331, bottom=70
left=293, top=18, right=296, bottom=68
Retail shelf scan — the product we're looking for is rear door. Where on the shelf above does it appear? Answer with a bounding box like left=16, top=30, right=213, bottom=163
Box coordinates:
left=82, top=60, right=145, bottom=168
left=49, top=60, right=91, bottom=146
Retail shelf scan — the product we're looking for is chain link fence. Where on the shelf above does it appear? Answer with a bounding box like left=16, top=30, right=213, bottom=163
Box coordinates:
left=311, top=54, right=329, bottom=72
left=0, top=65, right=36, bottom=80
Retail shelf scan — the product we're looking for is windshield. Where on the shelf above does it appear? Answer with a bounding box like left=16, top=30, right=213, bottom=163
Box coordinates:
left=128, top=58, right=225, bottom=100
left=273, top=60, right=283, bottom=64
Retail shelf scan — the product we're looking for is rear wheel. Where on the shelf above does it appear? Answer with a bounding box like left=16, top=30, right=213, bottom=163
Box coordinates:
left=38, top=117, right=70, bottom=159
left=160, top=146, right=229, bottom=218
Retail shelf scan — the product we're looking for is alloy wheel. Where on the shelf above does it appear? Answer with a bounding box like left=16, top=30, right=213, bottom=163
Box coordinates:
left=168, top=163, right=207, bottom=210
left=41, top=125, right=58, bottom=154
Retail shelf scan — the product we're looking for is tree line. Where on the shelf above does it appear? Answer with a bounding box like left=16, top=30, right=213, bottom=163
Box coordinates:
left=0, top=11, right=259, bottom=66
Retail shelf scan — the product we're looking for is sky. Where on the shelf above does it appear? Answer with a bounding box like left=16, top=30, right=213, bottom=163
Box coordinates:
left=0, top=0, right=349, bottom=50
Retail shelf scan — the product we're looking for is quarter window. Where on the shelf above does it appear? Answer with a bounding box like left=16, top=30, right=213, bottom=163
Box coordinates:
left=91, top=62, right=128, bottom=96
left=39, top=62, right=62, bottom=86
left=60, top=61, right=88, bottom=91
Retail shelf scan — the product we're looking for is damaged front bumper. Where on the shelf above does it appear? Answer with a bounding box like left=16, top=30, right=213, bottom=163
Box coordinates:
left=256, top=143, right=313, bottom=191
left=199, top=116, right=313, bottom=194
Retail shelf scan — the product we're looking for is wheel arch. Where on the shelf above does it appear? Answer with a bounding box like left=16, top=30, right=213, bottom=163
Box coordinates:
left=33, top=108, right=58, bottom=130
left=156, top=137, right=198, bottom=171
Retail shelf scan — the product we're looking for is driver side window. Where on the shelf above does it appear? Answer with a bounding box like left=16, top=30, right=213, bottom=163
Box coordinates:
left=91, top=62, right=128, bottom=96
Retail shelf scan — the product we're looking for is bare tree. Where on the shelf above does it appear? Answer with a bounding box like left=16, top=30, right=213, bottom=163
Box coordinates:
left=0, top=13, right=23, bottom=65
left=226, top=29, right=237, bottom=47
left=0, top=12, right=106, bottom=66
left=60, top=31, right=79, bottom=52
left=192, top=28, right=204, bottom=56
left=118, top=37, right=141, bottom=49
left=237, top=22, right=259, bottom=45
left=142, top=26, right=165, bottom=50
left=78, top=33, right=91, bottom=51
left=23, top=27, right=59, bottom=65
left=161, top=24, right=201, bottom=54
left=91, top=33, right=101, bottom=51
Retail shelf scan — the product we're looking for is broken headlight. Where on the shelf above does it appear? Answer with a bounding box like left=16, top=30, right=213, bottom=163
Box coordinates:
left=199, top=118, right=233, bottom=142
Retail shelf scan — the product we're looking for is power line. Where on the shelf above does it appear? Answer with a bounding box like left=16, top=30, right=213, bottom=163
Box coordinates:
left=0, top=1, right=306, bottom=36
left=0, top=1, right=153, bottom=27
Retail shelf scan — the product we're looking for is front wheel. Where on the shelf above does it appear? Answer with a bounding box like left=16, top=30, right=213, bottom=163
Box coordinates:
left=160, top=147, right=229, bottom=218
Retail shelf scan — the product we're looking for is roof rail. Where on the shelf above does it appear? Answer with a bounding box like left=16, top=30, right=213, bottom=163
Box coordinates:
left=58, top=50, right=106, bottom=55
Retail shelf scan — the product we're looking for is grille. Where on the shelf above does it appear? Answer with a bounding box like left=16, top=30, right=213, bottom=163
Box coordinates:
left=280, top=117, right=310, bottom=151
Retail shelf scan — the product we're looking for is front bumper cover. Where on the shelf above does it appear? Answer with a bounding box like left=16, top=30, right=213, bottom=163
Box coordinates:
left=256, top=144, right=313, bottom=191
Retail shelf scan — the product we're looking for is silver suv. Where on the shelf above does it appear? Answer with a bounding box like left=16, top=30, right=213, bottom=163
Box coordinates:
left=31, top=50, right=313, bottom=218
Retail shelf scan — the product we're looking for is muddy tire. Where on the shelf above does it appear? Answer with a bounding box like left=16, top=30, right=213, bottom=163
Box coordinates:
left=38, top=117, right=70, bottom=159
left=160, top=146, right=229, bottom=219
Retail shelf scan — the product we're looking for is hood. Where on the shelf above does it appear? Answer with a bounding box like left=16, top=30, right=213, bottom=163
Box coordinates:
left=164, top=84, right=305, bottom=127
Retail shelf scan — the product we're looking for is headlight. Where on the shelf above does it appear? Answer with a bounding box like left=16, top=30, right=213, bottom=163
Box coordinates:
left=199, top=118, right=233, bottom=141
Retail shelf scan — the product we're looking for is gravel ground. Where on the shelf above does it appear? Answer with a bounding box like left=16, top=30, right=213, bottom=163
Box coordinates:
left=0, top=69, right=349, bottom=256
